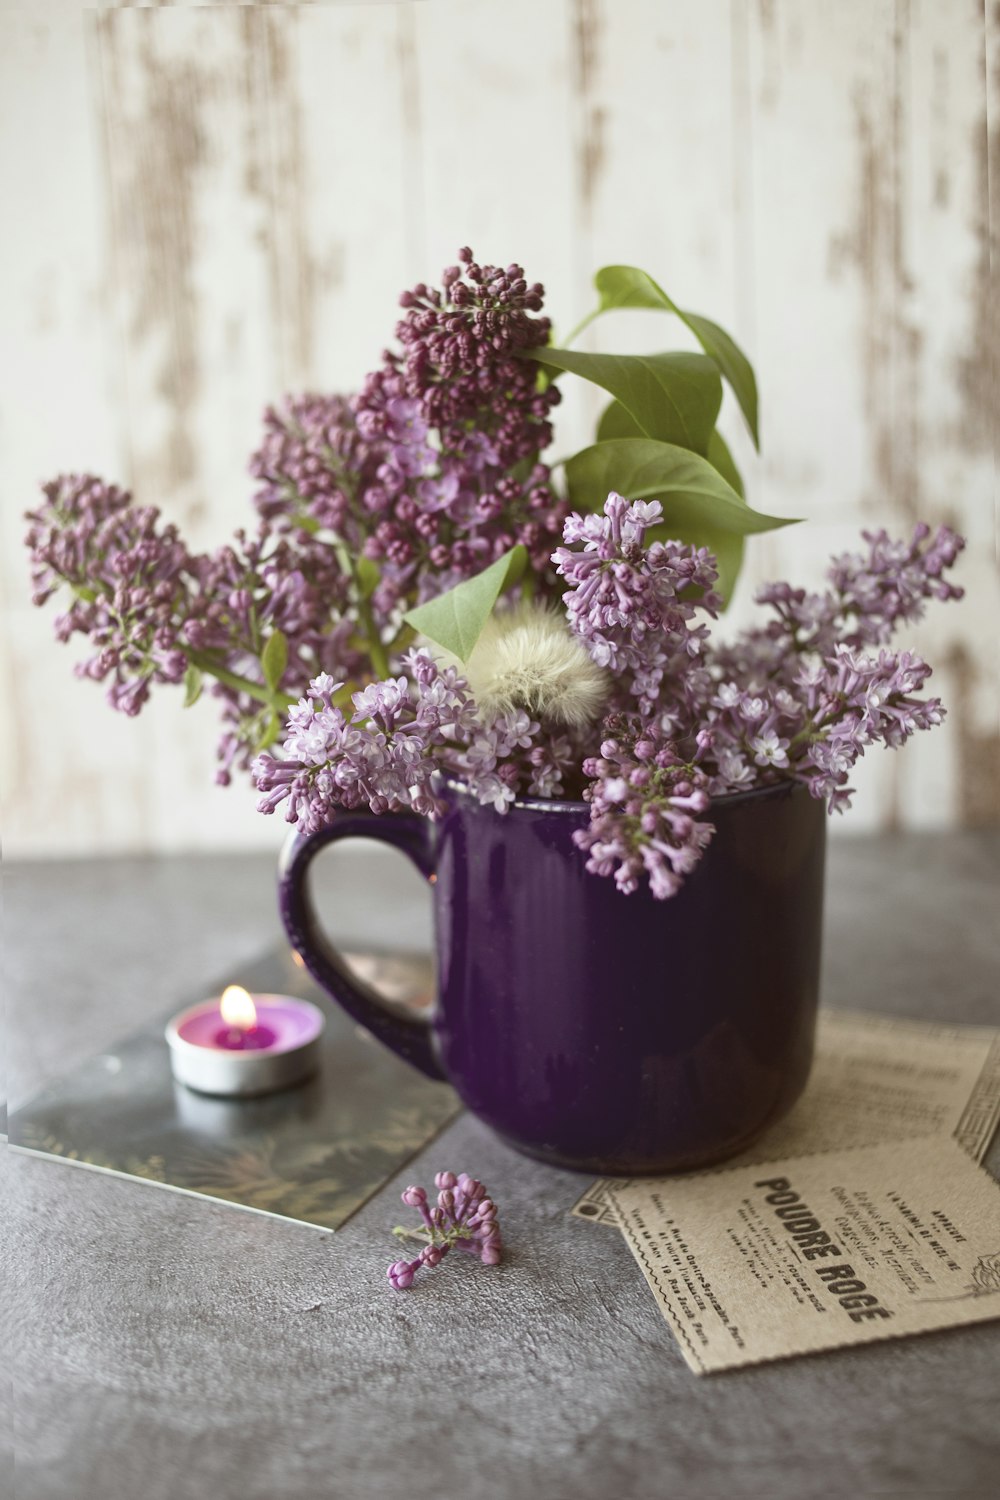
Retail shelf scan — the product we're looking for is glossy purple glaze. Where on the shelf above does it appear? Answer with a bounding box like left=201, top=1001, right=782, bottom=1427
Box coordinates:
left=278, top=780, right=827, bottom=1174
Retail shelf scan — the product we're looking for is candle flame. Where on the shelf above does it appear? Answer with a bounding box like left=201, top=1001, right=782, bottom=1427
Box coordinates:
left=220, top=985, right=258, bottom=1031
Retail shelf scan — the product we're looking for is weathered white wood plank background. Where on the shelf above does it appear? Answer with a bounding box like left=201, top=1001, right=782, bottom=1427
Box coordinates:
left=2, top=0, right=997, bottom=857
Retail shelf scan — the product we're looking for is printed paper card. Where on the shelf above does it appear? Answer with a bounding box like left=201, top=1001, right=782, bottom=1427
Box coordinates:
left=605, top=1136, right=1000, bottom=1374
left=571, top=1009, right=1000, bottom=1226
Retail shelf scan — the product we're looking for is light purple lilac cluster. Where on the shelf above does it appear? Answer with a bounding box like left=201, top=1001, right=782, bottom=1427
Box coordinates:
left=250, top=249, right=567, bottom=618
left=250, top=392, right=375, bottom=550
left=553, top=491, right=720, bottom=716
left=253, top=495, right=962, bottom=897
left=556, top=494, right=964, bottom=896
left=252, top=650, right=574, bottom=829
left=387, top=1171, right=502, bottom=1289
left=576, top=715, right=714, bottom=900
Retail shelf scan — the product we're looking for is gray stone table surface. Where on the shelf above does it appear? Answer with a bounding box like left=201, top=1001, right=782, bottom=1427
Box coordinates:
left=5, top=832, right=1000, bottom=1500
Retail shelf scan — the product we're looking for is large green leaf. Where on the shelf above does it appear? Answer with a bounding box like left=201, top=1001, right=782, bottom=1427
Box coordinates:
left=596, top=398, right=643, bottom=442
left=564, top=438, right=792, bottom=537
left=529, top=347, right=722, bottom=455
left=585, top=421, right=749, bottom=602
left=403, top=545, right=528, bottom=663
left=598, top=401, right=748, bottom=501
left=706, top=429, right=745, bottom=498
left=592, top=265, right=759, bottom=449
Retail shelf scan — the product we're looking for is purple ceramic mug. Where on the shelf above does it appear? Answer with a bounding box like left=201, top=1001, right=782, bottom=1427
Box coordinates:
left=278, top=779, right=826, bottom=1174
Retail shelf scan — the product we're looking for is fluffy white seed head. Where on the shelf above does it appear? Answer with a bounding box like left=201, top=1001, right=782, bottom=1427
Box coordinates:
left=461, top=599, right=610, bottom=728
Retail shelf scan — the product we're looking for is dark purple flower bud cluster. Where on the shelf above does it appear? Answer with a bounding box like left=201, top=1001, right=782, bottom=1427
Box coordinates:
left=25, top=474, right=195, bottom=716
left=386, top=1171, right=502, bottom=1290
left=25, top=475, right=369, bottom=778
left=190, top=524, right=364, bottom=785
left=353, top=249, right=567, bottom=608
left=244, top=253, right=567, bottom=621
left=248, top=392, right=376, bottom=548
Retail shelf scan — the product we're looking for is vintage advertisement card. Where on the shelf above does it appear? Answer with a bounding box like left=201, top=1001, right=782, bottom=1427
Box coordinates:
left=572, top=1009, right=1000, bottom=1226
left=605, top=1136, right=1000, bottom=1374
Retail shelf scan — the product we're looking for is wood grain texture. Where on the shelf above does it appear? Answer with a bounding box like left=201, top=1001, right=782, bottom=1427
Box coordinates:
left=2, top=0, right=996, bottom=856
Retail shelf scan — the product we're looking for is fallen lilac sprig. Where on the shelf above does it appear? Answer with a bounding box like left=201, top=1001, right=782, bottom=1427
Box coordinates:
left=386, top=1171, right=503, bottom=1289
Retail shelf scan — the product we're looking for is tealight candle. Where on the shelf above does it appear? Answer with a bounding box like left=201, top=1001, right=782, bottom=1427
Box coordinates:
left=166, top=984, right=325, bottom=1097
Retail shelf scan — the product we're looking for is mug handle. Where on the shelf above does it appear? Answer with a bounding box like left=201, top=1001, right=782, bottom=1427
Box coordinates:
left=278, top=813, right=446, bottom=1082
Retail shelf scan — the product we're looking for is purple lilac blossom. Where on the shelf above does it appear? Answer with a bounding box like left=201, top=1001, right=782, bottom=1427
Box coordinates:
left=717, top=523, right=965, bottom=686
left=25, top=474, right=194, bottom=716
left=354, top=249, right=568, bottom=608
left=552, top=495, right=963, bottom=897
left=247, top=253, right=568, bottom=622
left=249, top=392, right=377, bottom=550
left=553, top=492, right=720, bottom=715
left=25, top=477, right=369, bottom=780
left=576, top=715, right=714, bottom=900
left=252, top=651, right=559, bottom=827
left=386, top=1171, right=502, bottom=1289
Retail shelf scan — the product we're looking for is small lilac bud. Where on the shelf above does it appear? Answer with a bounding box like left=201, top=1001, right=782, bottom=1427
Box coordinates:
left=434, top=1170, right=457, bottom=1190
left=401, top=1185, right=427, bottom=1208
left=387, top=1259, right=415, bottom=1290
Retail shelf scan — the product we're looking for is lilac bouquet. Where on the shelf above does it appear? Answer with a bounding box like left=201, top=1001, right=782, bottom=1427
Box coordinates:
left=25, top=250, right=964, bottom=898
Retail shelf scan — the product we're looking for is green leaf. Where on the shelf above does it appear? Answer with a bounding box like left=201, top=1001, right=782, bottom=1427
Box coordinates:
left=527, top=347, right=722, bottom=455
left=182, top=664, right=203, bottom=708
left=595, top=406, right=748, bottom=509
left=706, top=429, right=745, bottom=499
left=260, top=629, right=288, bottom=694
left=592, top=265, right=759, bottom=449
left=596, top=398, right=644, bottom=442
left=575, top=425, right=750, bottom=602
left=564, top=438, right=793, bottom=537
left=356, top=556, right=380, bottom=601
left=403, top=545, right=528, bottom=663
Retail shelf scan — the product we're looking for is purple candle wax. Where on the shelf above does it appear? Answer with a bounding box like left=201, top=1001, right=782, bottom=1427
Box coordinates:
left=214, top=1024, right=278, bottom=1051
left=166, top=994, right=325, bottom=1097
left=175, top=997, right=320, bottom=1050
